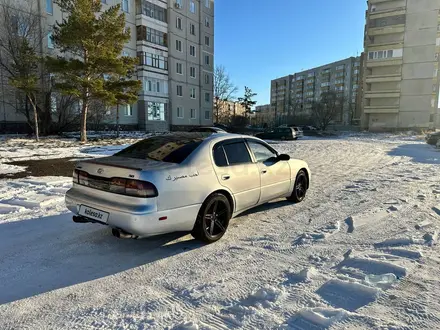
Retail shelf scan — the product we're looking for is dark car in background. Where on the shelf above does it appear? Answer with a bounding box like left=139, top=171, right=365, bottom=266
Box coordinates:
left=426, top=131, right=440, bottom=146
left=256, top=127, right=297, bottom=141
left=189, top=127, right=227, bottom=133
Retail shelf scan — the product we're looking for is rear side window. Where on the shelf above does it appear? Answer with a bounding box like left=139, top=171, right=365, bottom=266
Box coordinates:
left=213, top=145, right=228, bottom=167
left=223, top=142, right=252, bottom=165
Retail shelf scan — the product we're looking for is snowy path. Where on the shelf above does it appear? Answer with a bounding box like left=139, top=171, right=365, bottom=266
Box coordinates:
left=1, top=136, right=440, bottom=329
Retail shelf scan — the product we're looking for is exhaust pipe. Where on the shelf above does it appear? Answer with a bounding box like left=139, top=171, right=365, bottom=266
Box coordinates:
left=73, top=215, right=90, bottom=223
left=112, top=228, right=138, bottom=239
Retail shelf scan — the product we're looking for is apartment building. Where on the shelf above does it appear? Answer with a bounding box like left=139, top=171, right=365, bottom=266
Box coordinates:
left=0, top=0, right=214, bottom=133
left=214, top=100, right=246, bottom=125
left=270, top=75, right=293, bottom=126
left=254, top=104, right=275, bottom=127
left=270, top=56, right=362, bottom=126
left=362, top=0, right=440, bottom=130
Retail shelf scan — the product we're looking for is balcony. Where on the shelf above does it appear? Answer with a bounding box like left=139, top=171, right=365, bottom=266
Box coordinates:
left=370, top=0, right=403, bottom=3
left=363, top=105, right=399, bottom=114
left=366, top=39, right=404, bottom=49
left=365, top=73, right=401, bottom=83
left=369, top=8, right=406, bottom=19
left=366, top=58, right=403, bottom=68
left=368, top=24, right=405, bottom=36
left=364, top=90, right=400, bottom=98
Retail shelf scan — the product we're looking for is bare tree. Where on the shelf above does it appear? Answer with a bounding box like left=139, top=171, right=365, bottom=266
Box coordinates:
left=51, top=94, right=81, bottom=133
left=214, top=65, right=238, bottom=124
left=310, top=91, right=345, bottom=131
left=0, top=0, right=49, bottom=140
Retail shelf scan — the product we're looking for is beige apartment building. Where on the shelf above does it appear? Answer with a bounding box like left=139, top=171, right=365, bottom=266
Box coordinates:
left=271, top=56, right=363, bottom=127
left=0, top=0, right=214, bottom=133
left=254, top=104, right=275, bottom=127
left=214, top=100, right=246, bottom=125
left=362, top=0, right=440, bottom=130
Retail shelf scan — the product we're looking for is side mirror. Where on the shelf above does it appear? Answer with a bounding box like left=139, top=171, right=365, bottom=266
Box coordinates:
left=278, top=154, right=290, bottom=161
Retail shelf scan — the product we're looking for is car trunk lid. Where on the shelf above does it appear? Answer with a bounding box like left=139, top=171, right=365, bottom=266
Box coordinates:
left=76, top=156, right=178, bottom=180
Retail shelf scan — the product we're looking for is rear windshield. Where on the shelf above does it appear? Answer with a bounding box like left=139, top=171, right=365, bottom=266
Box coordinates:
left=114, top=134, right=205, bottom=164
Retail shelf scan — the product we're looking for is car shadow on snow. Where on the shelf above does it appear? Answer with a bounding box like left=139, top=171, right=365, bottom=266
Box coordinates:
left=387, top=143, right=440, bottom=165
left=0, top=213, right=201, bottom=305
left=237, top=199, right=293, bottom=217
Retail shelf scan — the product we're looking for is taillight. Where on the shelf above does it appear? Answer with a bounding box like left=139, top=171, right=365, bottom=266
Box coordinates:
left=73, top=170, right=89, bottom=185
left=78, top=170, right=89, bottom=185
left=74, top=170, right=157, bottom=198
left=125, top=179, right=158, bottom=198
left=73, top=169, right=79, bottom=183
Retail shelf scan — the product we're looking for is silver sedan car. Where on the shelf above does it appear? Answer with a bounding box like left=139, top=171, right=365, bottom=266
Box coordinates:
left=65, top=133, right=311, bottom=243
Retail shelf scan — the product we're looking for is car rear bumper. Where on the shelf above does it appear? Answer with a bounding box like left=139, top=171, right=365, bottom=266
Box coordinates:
left=65, top=188, right=201, bottom=237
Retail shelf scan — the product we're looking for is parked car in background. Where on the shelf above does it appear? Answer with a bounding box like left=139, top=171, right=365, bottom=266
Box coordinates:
left=426, top=131, right=440, bottom=146
left=66, top=133, right=311, bottom=243
left=300, top=125, right=318, bottom=131
left=214, top=123, right=231, bottom=132
left=189, top=127, right=227, bottom=133
left=256, top=127, right=297, bottom=140
left=292, top=127, right=304, bottom=138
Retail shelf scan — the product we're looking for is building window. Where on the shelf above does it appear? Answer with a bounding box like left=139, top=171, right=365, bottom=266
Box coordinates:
left=144, top=78, right=168, bottom=94
left=205, top=36, right=210, bottom=46
left=190, top=23, right=195, bottom=35
left=336, top=65, right=345, bottom=70
left=190, top=88, right=196, bottom=99
left=137, top=26, right=168, bottom=47
left=205, top=92, right=210, bottom=102
left=368, top=50, right=396, bottom=60
left=176, top=62, right=183, bottom=74
left=205, top=54, right=210, bottom=65
left=176, top=39, right=182, bottom=52
left=190, top=108, right=196, bottom=119
left=205, top=0, right=210, bottom=8
left=175, top=0, right=182, bottom=7
left=177, top=85, right=183, bottom=96
left=148, top=102, right=165, bottom=121
left=137, top=1, right=167, bottom=23
left=177, top=106, right=184, bottom=118
left=204, top=74, right=210, bottom=84
left=205, top=17, right=210, bottom=28
left=353, top=84, right=359, bottom=90
left=138, top=52, right=168, bottom=70
left=123, top=104, right=133, bottom=116
left=46, top=0, right=53, bottom=14
left=204, top=110, right=210, bottom=120
left=190, top=0, right=195, bottom=13
left=48, top=32, right=54, bottom=49
left=190, top=66, right=196, bottom=78
left=176, top=17, right=182, bottom=29
left=122, top=0, right=129, bottom=13
left=190, top=45, right=196, bottom=56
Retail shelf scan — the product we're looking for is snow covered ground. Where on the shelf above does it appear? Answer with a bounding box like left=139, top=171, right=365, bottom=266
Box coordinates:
left=1, top=133, right=440, bottom=329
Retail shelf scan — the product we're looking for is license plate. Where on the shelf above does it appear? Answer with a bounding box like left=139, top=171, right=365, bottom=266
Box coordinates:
left=79, top=205, right=109, bottom=223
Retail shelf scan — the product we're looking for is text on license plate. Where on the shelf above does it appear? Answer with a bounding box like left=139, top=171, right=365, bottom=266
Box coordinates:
left=79, top=205, right=109, bottom=223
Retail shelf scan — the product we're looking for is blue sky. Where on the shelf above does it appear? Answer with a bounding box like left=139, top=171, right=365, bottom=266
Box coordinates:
left=214, top=0, right=367, bottom=106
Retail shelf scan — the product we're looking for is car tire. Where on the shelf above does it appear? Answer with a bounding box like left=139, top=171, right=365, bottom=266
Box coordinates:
left=287, top=170, right=308, bottom=203
left=191, top=193, right=232, bottom=243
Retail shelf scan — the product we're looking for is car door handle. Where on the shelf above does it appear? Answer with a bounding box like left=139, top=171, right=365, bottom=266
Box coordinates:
left=261, top=169, right=267, bottom=174
left=221, top=175, right=231, bottom=180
